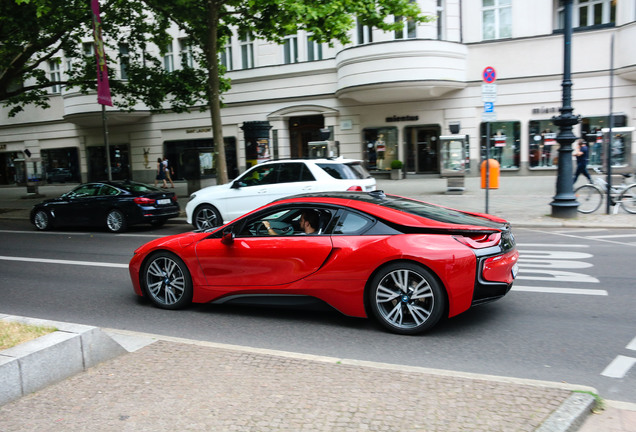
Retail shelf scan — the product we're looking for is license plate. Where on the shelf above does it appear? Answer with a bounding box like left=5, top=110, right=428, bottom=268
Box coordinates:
left=511, top=263, right=519, bottom=279
left=157, top=199, right=171, bottom=205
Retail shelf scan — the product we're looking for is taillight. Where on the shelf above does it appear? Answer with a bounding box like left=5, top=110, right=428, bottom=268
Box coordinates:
left=347, top=186, right=363, bottom=191
left=134, top=197, right=155, bottom=205
left=454, top=232, right=501, bottom=249
left=482, top=250, right=519, bottom=284
left=171, top=195, right=178, bottom=202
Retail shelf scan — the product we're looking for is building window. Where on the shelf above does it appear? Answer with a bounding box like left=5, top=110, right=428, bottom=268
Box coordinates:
left=482, top=0, right=511, bottom=40
left=118, top=44, right=129, bottom=80
left=163, top=43, right=174, bottom=72
left=179, top=38, right=194, bottom=68
left=48, top=59, right=61, bottom=93
left=528, top=120, right=559, bottom=169
left=437, top=0, right=445, bottom=40
left=356, top=18, right=373, bottom=45
left=394, top=15, right=417, bottom=39
left=307, top=35, right=322, bottom=61
left=557, top=0, right=616, bottom=29
left=480, top=121, right=520, bottom=169
left=362, top=127, right=398, bottom=171
left=240, top=33, right=254, bottom=69
left=220, top=44, right=233, bottom=71
left=283, top=35, right=298, bottom=64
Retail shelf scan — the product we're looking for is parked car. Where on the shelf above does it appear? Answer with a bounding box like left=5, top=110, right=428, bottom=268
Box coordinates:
left=185, top=158, right=376, bottom=230
left=130, top=191, right=518, bottom=334
left=31, top=181, right=180, bottom=233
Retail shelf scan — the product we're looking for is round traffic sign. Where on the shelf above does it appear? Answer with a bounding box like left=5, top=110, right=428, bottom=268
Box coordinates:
left=483, top=66, right=496, bottom=83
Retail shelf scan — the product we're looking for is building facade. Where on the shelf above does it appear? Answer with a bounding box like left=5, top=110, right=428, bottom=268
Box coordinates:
left=1, top=0, right=635, bottom=186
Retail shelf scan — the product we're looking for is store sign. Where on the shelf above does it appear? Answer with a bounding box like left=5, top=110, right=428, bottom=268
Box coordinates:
left=386, top=115, right=418, bottom=122
left=494, top=135, right=507, bottom=147
left=544, top=133, right=557, bottom=145
left=532, top=107, right=559, bottom=114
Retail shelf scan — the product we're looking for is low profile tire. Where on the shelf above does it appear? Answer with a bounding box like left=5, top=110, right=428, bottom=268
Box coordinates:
left=142, top=252, right=193, bottom=309
left=105, top=209, right=127, bottom=233
left=368, top=262, right=445, bottom=335
left=33, top=210, right=52, bottom=231
left=193, top=204, right=222, bottom=230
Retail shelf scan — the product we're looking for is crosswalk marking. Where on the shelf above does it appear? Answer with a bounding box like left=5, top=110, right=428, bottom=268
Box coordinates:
left=512, top=286, right=607, bottom=296
left=601, top=355, right=636, bottom=379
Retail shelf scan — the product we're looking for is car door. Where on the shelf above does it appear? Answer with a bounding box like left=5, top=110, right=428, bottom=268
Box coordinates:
left=54, top=183, right=102, bottom=225
left=194, top=207, right=333, bottom=287
left=222, top=163, right=280, bottom=220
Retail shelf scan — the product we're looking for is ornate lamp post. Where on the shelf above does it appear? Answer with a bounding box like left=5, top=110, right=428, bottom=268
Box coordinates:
left=550, top=0, right=580, bottom=218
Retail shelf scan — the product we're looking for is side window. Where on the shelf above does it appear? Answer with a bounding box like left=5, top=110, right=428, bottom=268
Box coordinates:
left=300, top=163, right=316, bottom=181
left=240, top=164, right=277, bottom=186
left=276, top=163, right=302, bottom=184
left=333, top=211, right=374, bottom=235
left=70, top=184, right=100, bottom=197
left=100, top=185, right=120, bottom=196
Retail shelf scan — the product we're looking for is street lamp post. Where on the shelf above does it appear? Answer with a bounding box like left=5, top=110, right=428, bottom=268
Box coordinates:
left=550, top=0, right=579, bottom=218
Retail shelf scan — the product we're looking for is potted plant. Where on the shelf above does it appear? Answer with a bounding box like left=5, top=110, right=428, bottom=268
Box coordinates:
left=390, top=159, right=403, bottom=180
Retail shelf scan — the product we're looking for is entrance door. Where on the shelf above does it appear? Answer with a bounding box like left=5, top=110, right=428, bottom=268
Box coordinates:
left=405, top=126, right=441, bottom=174
left=289, top=115, right=324, bottom=158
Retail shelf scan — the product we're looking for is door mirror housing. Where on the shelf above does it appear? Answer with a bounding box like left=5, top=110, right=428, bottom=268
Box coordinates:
left=221, top=228, right=235, bottom=245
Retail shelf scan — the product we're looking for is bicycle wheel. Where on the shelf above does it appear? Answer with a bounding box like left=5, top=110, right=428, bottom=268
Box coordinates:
left=575, top=184, right=603, bottom=214
left=618, top=184, right=636, bottom=214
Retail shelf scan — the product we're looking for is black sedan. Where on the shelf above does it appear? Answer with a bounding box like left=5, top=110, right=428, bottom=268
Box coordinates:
left=30, top=181, right=180, bottom=233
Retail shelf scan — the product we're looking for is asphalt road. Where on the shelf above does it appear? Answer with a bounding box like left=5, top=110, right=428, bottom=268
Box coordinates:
left=1, top=219, right=635, bottom=404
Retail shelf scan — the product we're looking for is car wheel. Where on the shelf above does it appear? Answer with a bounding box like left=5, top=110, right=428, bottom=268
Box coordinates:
left=193, top=204, right=222, bottom=230
left=368, top=262, right=445, bottom=335
left=105, top=209, right=127, bottom=233
left=33, top=210, right=52, bottom=231
left=142, top=252, right=193, bottom=309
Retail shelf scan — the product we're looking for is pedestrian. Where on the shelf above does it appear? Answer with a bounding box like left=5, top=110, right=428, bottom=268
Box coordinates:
left=163, top=156, right=175, bottom=188
left=154, top=157, right=167, bottom=188
left=573, top=139, right=592, bottom=184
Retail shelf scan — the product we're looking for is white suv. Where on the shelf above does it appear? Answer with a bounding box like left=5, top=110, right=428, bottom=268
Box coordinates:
left=186, top=158, right=376, bottom=230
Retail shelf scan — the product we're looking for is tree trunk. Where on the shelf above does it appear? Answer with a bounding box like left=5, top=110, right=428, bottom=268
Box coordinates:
left=206, top=0, right=228, bottom=185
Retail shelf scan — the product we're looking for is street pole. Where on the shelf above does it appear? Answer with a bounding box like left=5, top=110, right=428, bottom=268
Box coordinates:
left=606, top=33, right=615, bottom=214
left=550, top=0, right=579, bottom=218
left=102, top=105, right=112, bottom=182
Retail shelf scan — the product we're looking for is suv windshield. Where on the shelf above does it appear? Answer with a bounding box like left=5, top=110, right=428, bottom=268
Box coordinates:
left=317, top=162, right=371, bottom=180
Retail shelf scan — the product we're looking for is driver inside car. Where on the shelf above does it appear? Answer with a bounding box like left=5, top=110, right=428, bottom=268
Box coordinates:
left=262, top=209, right=319, bottom=235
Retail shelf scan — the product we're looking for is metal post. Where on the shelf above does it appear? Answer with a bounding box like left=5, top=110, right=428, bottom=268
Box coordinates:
left=485, top=122, right=490, bottom=214
left=550, top=0, right=579, bottom=218
left=606, top=33, right=614, bottom=214
left=102, top=105, right=112, bottom=181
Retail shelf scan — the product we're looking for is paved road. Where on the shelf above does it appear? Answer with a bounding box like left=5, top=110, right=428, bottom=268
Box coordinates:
left=1, top=218, right=635, bottom=404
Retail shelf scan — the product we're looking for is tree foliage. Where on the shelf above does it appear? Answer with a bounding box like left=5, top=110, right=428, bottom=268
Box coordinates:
left=2, top=0, right=431, bottom=183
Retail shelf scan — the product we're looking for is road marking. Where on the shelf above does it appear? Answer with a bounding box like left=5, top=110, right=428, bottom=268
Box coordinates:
left=512, top=286, right=608, bottom=296
left=0, top=229, right=162, bottom=238
left=0, top=255, right=128, bottom=269
left=519, top=259, right=592, bottom=269
left=587, top=234, right=636, bottom=239
left=601, top=355, right=636, bottom=378
left=517, top=269, right=599, bottom=283
left=627, top=336, right=636, bottom=351
left=516, top=243, right=590, bottom=248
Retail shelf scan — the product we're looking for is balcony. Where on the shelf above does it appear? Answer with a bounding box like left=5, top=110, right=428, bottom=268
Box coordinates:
left=335, top=39, right=467, bottom=103
left=62, top=91, right=150, bottom=127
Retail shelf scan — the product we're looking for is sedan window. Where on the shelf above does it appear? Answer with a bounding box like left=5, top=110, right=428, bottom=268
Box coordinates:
left=99, top=185, right=121, bottom=196
left=68, top=184, right=100, bottom=198
left=332, top=211, right=373, bottom=235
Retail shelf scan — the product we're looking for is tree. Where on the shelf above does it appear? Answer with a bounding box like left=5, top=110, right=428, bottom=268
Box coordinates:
left=0, top=0, right=208, bottom=116
left=2, top=0, right=431, bottom=185
left=145, top=0, right=432, bottom=184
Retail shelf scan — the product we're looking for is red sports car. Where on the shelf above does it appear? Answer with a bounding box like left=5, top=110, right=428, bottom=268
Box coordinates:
left=129, top=191, right=518, bottom=334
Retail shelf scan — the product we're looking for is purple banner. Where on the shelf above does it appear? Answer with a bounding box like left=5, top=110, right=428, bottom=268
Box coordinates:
left=91, top=0, right=112, bottom=106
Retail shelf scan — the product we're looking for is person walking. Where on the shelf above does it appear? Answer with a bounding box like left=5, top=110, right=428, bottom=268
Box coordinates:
left=163, top=156, right=175, bottom=188
left=154, top=157, right=167, bottom=188
left=573, top=139, right=592, bottom=184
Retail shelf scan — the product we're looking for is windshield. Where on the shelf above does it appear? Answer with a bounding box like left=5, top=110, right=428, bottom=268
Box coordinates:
left=317, top=162, right=371, bottom=180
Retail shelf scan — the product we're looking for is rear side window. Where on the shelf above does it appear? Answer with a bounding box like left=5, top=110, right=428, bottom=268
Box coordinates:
left=317, top=162, right=370, bottom=180
left=332, top=211, right=374, bottom=235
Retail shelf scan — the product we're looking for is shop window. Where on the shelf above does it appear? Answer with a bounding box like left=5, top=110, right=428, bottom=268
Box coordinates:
left=581, top=115, right=626, bottom=166
left=528, top=120, right=559, bottom=169
left=362, top=127, right=398, bottom=172
left=482, top=0, right=511, bottom=40
left=41, top=147, right=80, bottom=183
left=480, top=121, right=520, bottom=169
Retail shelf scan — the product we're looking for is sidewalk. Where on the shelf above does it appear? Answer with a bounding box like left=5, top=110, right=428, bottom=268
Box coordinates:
left=1, top=176, right=636, bottom=431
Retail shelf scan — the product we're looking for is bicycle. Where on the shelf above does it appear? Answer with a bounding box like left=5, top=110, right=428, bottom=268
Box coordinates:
left=575, top=168, right=636, bottom=214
